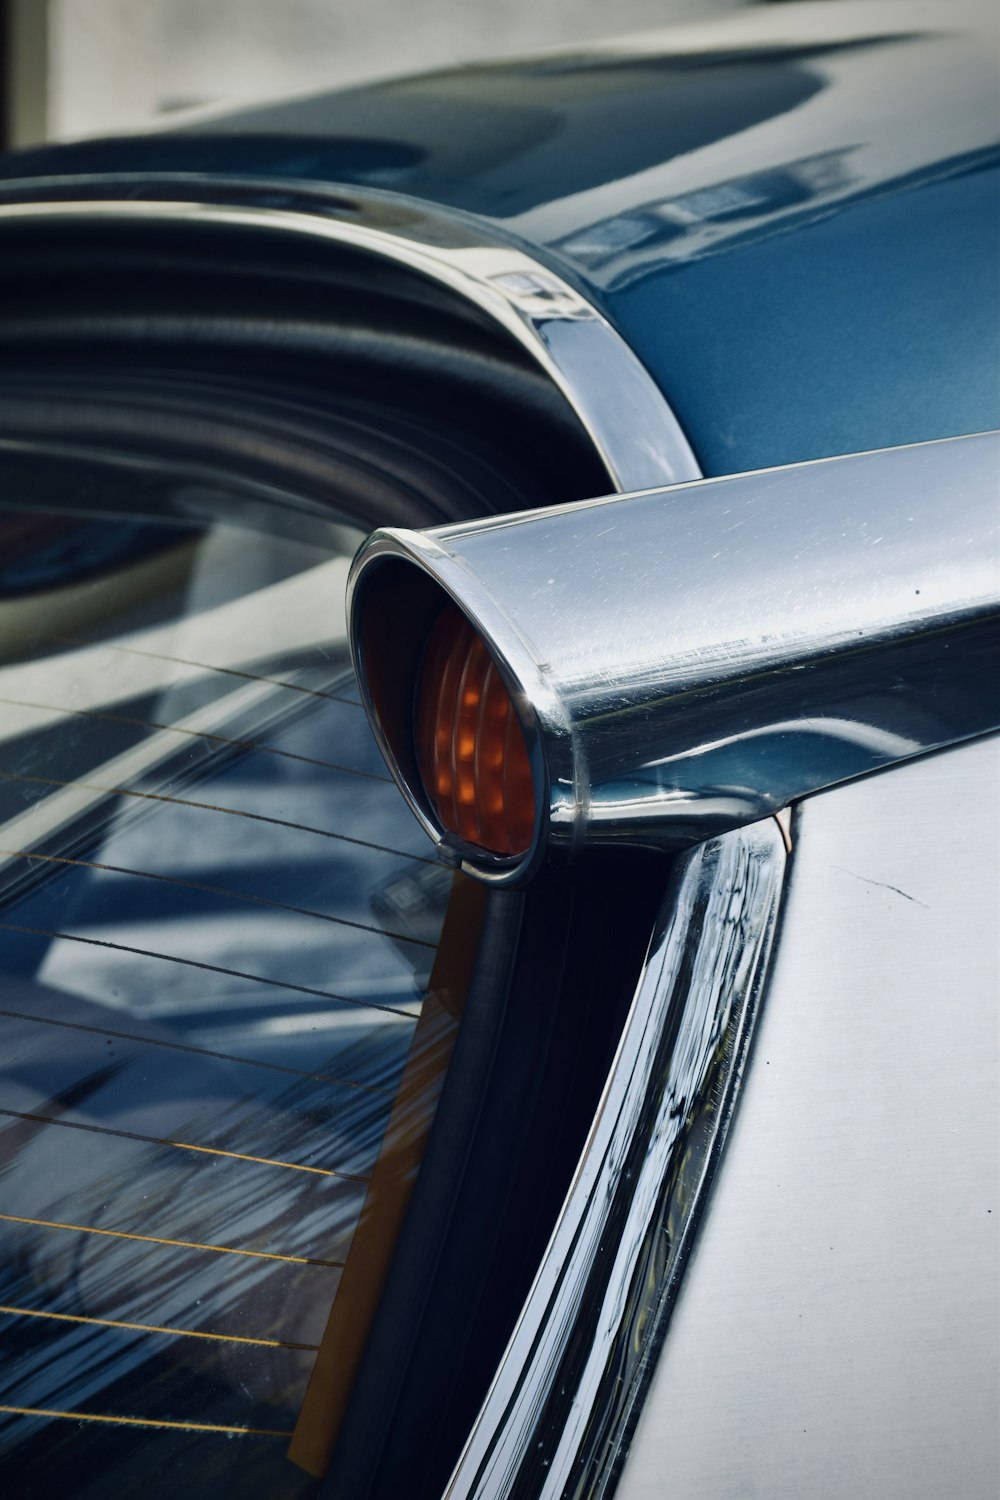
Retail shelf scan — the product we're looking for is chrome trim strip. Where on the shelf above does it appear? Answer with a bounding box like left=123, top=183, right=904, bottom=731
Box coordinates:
left=350, top=431, right=1000, bottom=883
left=446, top=816, right=787, bottom=1500
left=0, top=186, right=702, bottom=493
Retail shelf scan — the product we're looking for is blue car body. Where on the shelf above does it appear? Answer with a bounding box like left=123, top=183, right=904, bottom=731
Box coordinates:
left=2, top=2, right=998, bottom=472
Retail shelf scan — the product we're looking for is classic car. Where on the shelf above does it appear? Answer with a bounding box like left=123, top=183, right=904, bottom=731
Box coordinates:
left=0, top=2, right=997, bottom=1497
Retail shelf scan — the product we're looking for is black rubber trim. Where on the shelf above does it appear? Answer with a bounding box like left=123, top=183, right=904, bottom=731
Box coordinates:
left=322, top=850, right=669, bottom=1500
left=321, top=887, right=526, bottom=1500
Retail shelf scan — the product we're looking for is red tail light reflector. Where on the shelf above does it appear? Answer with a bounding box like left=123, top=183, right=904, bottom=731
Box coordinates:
left=414, top=605, right=535, bottom=856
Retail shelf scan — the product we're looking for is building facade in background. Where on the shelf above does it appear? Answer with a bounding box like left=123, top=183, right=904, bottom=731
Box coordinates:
left=6, top=0, right=743, bottom=145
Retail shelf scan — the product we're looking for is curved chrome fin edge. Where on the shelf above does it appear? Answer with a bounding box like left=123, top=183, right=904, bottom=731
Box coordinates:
left=445, top=816, right=787, bottom=1499
left=0, top=186, right=702, bottom=494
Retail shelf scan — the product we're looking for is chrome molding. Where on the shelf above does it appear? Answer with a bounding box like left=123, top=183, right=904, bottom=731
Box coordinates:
left=445, top=816, right=787, bottom=1500
left=0, top=184, right=701, bottom=494
left=350, top=431, right=1000, bottom=884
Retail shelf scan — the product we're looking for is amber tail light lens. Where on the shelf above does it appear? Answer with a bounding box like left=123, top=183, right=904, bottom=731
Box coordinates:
left=414, top=604, right=535, bottom=856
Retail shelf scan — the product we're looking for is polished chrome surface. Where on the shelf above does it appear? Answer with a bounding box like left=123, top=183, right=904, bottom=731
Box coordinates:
left=620, top=735, right=1000, bottom=1500
left=446, top=816, right=786, bottom=1500
left=350, top=432, right=1000, bottom=884
left=0, top=190, right=701, bottom=494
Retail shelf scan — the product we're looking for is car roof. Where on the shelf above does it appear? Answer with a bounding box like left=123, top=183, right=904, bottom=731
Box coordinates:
left=1, top=0, right=997, bottom=475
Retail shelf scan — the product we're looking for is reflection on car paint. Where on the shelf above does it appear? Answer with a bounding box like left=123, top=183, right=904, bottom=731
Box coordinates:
left=553, top=148, right=857, bottom=271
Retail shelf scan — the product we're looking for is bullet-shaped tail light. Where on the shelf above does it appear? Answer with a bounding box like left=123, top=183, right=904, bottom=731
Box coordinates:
left=349, top=551, right=544, bottom=882
left=414, top=604, right=535, bottom=857
left=350, top=433, right=1000, bottom=887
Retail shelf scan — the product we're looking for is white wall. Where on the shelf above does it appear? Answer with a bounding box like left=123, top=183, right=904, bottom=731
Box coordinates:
left=49, top=0, right=745, bottom=141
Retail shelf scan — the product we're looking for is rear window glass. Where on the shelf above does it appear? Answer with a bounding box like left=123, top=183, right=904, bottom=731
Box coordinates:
left=0, top=491, right=460, bottom=1495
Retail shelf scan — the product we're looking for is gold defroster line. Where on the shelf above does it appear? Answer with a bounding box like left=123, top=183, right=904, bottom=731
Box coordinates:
left=0, top=1303, right=318, bottom=1352
left=0, top=1106, right=370, bottom=1183
left=0, top=1213, right=343, bottom=1267
left=0, top=1404, right=293, bottom=1438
